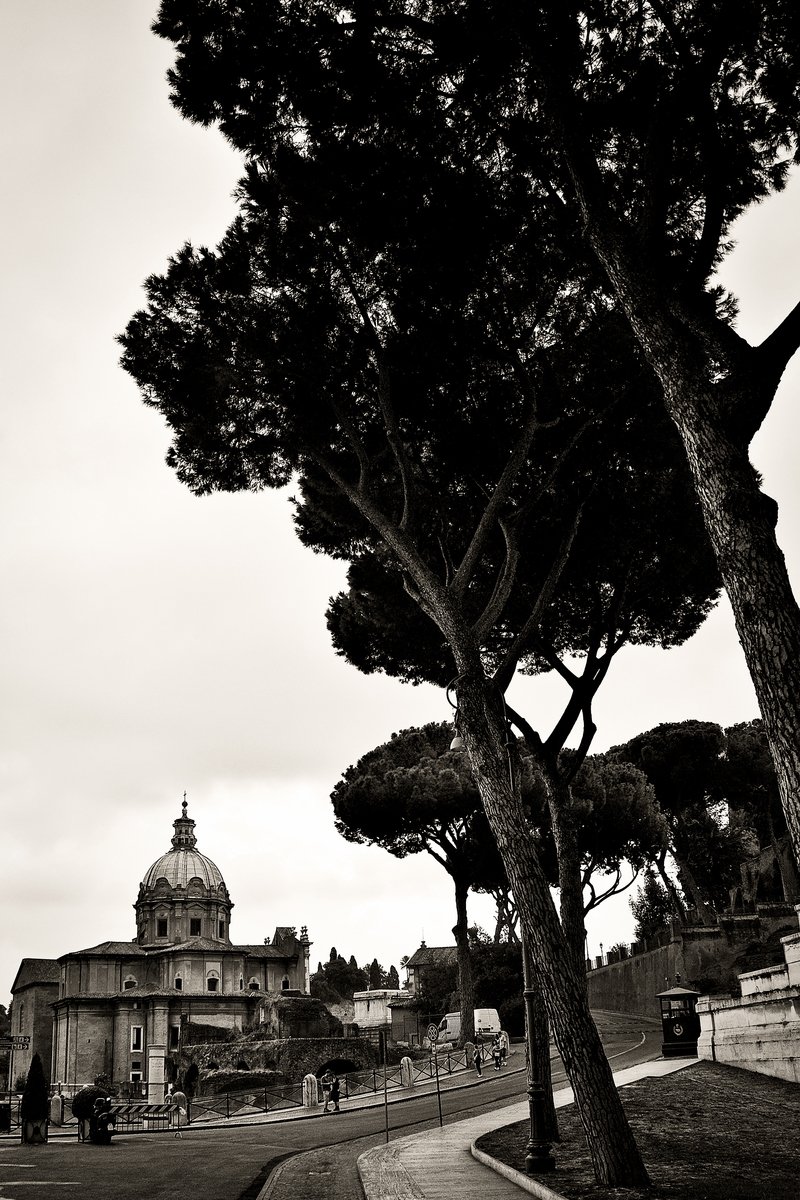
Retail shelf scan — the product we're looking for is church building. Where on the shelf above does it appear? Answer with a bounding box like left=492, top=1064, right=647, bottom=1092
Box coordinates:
left=10, top=801, right=311, bottom=1096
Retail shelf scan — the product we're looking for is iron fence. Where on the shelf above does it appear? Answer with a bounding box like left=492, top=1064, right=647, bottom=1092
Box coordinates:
left=22, top=1040, right=493, bottom=1135
left=189, top=1081, right=303, bottom=1124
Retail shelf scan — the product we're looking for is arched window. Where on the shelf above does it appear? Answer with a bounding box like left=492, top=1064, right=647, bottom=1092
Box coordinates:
left=281, top=976, right=290, bottom=992
left=174, top=976, right=183, bottom=991
left=123, top=976, right=137, bottom=991
left=206, top=971, right=220, bottom=993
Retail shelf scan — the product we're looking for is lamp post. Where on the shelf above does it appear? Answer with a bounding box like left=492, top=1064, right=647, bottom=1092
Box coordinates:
left=521, top=938, right=556, bottom=1174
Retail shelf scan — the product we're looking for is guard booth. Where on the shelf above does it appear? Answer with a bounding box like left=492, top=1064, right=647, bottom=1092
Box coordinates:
left=657, top=985, right=701, bottom=1057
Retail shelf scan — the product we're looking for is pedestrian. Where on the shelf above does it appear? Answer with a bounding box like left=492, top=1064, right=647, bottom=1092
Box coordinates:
left=170, top=1088, right=189, bottom=1137
left=492, top=1036, right=502, bottom=1070
left=500, top=1030, right=509, bottom=1065
left=320, top=1069, right=334, bottom=1113
left=473, top=1046, right=482, bottom=1076
left=330, top=1073, right=340, bottom=1113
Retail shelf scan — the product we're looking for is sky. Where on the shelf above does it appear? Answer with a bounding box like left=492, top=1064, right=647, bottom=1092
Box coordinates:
left=2, top=1, right=799, bottom=1011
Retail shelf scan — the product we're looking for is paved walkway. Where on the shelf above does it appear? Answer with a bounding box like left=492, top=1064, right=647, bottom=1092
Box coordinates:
left=357, top=1057, right=698, bottom=1200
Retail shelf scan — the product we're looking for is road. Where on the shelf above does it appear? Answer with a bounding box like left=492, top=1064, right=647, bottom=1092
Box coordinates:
left=0, top=1013, right=661, bottom=1200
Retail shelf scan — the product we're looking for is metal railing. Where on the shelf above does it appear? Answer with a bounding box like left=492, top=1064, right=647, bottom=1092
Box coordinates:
left=25, top=1041, right=496, bottom=1135
left=189, top=1081, right=304, bottom=1124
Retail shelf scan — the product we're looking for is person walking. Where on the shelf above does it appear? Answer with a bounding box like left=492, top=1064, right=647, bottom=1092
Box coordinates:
left=492, top=1036, right=502, bottom=1070
left=330, top=1073, right=341, bottom=1113
left=473, top=1046, right=482, bottom=1076
left=320, top=1069, right=334, bottom=1113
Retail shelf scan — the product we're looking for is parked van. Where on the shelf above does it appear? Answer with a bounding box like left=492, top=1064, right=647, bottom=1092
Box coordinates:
left=438, top=1008, right=501, bottom=1042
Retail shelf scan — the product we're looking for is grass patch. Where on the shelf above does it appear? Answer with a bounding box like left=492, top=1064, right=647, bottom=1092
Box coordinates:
left=475, top=1061, right=800, bottom=1199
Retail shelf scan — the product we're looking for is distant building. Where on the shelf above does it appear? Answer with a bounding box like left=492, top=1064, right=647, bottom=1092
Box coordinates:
left=390, top=942, right=459, bottom=1045
left=352, top=988, right=406, bottom=1040
left=404, top=942, right=458, bottom=996
left=10, top=801, right=311, bottom=1097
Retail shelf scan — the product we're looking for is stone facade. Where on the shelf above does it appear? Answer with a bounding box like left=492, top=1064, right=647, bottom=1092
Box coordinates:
left=353, top=989, right=406, bottom=1032
left=11, top=801, right=312, bottom=1097
left=697, top=905, right=800, bottom=1083
left=7, top=960, right=60, bottom=1086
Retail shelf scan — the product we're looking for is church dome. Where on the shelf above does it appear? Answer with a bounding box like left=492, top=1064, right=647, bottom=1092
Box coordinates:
left=139, top=800, right=227, bottom=893
left=142, top=847, right=225, bottom=891
left=135, top=799, right=233, bottom=948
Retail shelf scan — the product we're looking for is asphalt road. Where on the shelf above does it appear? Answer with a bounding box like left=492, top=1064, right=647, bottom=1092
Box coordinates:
left=0, top=1013, right=661, bottom=1200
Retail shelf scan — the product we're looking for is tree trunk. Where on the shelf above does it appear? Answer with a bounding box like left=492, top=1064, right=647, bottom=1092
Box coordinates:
left=655, top=852, right=688, bottom=923
left=457, top=671, right=650, bottom=1187
left=522, top=938, right=559, bottom=1142
left=538, top=73, right=800, bottom=878
left=670, top=850, right=715, bottom=925
left=546, top=772, right=590, bottom=981
left=659, top=378, right=800, bottom=875
left=452, top=875, right=476, bottom=1046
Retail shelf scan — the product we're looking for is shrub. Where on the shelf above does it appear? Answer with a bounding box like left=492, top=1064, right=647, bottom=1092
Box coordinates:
left=20, top=1054, right=49, bottom=1122
left=71, top=1086, right=110, bottom=1122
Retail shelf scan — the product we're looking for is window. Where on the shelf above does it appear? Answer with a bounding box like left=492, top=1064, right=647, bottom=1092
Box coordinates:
left=169, top=1026, right=180, bottom=1050
left=190, top=918, right=201, bottom=937
left=174, top=976, right=182, bottom=991
left=131, top=1026, right=143, bottom=1052
left=218, top=920, right=225, bottom=938
left=281, top=977, right=290, bottom=992
left=249, top=979, right=259, bottom=992
left=123, top=978, right=137, bottom=991
left=157, top=918, right=168, bottom=937
left=207, top=977, right=218, bottom=993
left=130, top=1071, right=142, bottom=1083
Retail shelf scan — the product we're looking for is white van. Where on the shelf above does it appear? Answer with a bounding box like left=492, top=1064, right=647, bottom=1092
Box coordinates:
left=438, top=1008, right=501, bottom=1042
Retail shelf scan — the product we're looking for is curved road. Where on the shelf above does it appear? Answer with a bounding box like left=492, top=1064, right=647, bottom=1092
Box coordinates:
left=0, top=1013, right=661, bottom=1200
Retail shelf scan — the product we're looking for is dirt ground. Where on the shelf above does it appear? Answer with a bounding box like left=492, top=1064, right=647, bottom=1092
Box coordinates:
left=475, top=1060, right=800, bottom=1200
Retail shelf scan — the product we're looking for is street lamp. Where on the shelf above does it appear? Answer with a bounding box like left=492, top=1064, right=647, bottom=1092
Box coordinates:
left=522, top=938, right=556, bottom=1174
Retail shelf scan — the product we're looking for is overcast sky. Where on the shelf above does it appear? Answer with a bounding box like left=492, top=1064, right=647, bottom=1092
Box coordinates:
left=2, top=2, right=799, bottom=1011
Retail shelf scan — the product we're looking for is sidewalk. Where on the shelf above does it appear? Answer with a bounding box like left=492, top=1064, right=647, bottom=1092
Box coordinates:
left=357, top=1057, right=697, bottom=1200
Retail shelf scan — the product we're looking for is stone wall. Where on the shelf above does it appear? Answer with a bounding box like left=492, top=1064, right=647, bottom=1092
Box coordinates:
left=181, top=1035, right=379, bottom=1089
left=586, top=909, right=798, bottom=1018
left=697, top=911, right=800, bottom=1084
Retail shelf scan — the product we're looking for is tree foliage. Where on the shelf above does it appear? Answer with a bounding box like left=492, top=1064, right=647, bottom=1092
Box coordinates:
left=332, top=722, right=514, bottom=1043
left=118, top=4, right=749, bottom=1184
left=20, top=1053, right=49, bottom=1122
left=310, top=952, right=367, bottom=1004
left=630, top=870, right=673, bottom=945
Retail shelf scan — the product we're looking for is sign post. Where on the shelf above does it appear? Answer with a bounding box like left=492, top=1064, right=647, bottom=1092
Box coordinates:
left=8, top=1036, right=31, bottom=1097
left=427, top=1023, right=443, bottom=1128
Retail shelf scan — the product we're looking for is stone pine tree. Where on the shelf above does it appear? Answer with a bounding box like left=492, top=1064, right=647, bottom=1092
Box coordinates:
left=611, top=721, right=745, bottom=922
left=455, top=1, right=800, bottom=864
left=120, top=5, right=723, bottom=1185
left=723, top=720, right=799, bottom=905
left=332, top=723, right=513, bottom=1046
left=544, top=753, right=670, bottom=925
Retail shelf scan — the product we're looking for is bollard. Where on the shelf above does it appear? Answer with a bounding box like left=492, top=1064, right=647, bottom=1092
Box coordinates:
left=400, top=1056, right=414, bottom=1088
left=302, top=1074, right=319, bottom=1109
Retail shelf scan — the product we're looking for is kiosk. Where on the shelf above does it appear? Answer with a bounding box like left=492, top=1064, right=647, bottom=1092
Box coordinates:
left=657, top=984, right=701, bottom=1057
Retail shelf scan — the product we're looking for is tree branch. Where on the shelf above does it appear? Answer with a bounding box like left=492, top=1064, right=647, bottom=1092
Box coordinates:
left=756, top=298, right=800, bottom=384
left=451, top=398, right=540, bottom=599
left=492, top=503, right=584, bottom=693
